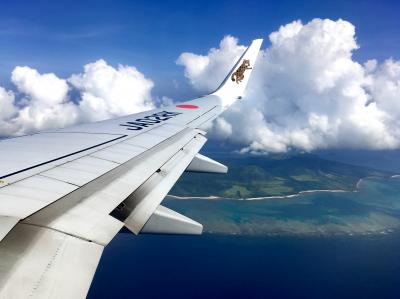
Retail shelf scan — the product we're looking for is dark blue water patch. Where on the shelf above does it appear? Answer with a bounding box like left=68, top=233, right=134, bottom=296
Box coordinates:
left=88, top=233, right=400, bottom=299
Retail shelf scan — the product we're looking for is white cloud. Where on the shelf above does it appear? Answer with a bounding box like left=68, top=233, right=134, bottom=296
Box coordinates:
left=69, top=59, right=154, bottom=121
left=1, top=18, right=399, bottom=154
left=0, top=60, right=155, bottom=136
left=177, top=36, right=246, bottom=92
left=177, top=19, right=400, bottom=153
left=212, top=117, right=233, bottom=139
left=158, top=96, right=174, bottom=107
left=0, top=87, right=17, bottom=135
left=12, top=66, right=69, bottom=106
left=8, top=66, right=80, bottom=135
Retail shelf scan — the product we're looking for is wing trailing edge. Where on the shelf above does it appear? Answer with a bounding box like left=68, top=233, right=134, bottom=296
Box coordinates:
left=0, top=217, right=19, bottom=242
left=0, top=224, right=103, bottom=299
left=110, top=129, right=207, bottom=234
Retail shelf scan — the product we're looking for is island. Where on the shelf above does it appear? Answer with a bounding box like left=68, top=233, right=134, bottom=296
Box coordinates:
left=169, top=153, right=391, bottom=198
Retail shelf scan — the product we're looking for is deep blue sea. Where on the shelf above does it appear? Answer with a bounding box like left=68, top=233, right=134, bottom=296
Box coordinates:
left=88, top=176, right=400, bottom=299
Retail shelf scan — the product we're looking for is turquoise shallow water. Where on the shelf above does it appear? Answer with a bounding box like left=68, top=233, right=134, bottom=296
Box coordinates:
left=164, top=176, right=400, bottom=235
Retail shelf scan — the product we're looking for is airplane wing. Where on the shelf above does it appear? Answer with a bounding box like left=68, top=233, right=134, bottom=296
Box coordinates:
left=0, top=39, right=263, bottom=298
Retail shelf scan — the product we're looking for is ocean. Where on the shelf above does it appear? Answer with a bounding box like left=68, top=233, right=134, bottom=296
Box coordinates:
left=88, top=176, right=400, bottom=299
left=88, top=233, right=400, bottom=299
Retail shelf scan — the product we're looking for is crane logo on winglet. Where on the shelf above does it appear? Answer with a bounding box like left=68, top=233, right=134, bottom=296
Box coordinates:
left=231, top=59, right=252, bottom=84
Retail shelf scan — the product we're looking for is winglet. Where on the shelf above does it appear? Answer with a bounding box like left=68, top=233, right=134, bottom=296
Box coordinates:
left=211, top=38, right=263, bottom=108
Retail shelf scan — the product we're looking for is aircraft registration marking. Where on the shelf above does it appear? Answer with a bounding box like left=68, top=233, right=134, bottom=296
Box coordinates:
left=119, top=110, right=182, bottom=131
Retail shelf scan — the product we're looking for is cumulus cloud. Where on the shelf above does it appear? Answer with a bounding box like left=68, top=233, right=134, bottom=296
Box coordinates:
left=0, top=60, right=154, bottom=136
left=2, top=18, right=400, bottom=154
left=12, top=66, right=69, bottom=106
left=69, top=59, right=154, bottom=121
left=0, top=87, right=17, bottom=135
left=8, top=66, right=80, bottom=134
left=177, top=19, right=400, bottom=153
left=177, top=36, right=246, bottom=92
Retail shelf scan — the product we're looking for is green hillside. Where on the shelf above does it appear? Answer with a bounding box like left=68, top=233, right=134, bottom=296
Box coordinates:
left=170, top=154, right=390, bottom=198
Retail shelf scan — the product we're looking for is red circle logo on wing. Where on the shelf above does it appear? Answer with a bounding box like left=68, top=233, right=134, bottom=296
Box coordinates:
left=176, top=104, right=199, bottom=109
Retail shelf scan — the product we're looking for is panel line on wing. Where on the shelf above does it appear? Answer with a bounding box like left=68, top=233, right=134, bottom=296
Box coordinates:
left=0, top=135, right=127, bottom=180
left=183, top=105, right=219, bottom=125
left=37, top=174, right=81, bottom=188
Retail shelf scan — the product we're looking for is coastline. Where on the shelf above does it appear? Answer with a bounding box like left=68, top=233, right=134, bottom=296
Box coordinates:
left=167, top=195, right=221, bottom=200
left=167, top=175, right=398, bottom=201
left=167, top=188, right=350, bottom=201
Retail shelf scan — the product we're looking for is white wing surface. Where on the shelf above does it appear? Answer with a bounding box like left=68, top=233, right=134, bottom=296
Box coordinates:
left=0, top=39, right=263, bottom=298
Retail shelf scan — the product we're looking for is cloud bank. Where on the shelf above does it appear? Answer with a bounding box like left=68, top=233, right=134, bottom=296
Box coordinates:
left=0, top=60, right=154, bottom=136
left=1, top=18, right=399, bottom=153
left=177, top=19, right=400, bottom=153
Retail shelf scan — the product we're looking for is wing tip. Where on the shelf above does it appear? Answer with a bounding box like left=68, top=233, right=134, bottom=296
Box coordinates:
left=211, top=38, right=263, bottom=102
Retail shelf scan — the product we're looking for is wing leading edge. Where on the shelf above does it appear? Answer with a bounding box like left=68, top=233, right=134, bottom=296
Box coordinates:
left=0, top=38, right=263, bottom=298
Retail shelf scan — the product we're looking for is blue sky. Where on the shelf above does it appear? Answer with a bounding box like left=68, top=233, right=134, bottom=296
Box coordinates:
left=0, top=0, right=399, bottom=99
